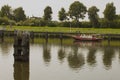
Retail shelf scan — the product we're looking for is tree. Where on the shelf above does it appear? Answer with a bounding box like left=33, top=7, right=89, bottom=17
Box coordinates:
left=43, top=6, right=52, bottom=21
left=115, top=15, right=120, bottom=20
left=103, top=2, right=116, bottom=21
left=0, top=5, right=13, bottom=20
left=58, top=8, right=67, bottom=22
left=88, top=6, right=99, bottom=27
left=0, top=11, right=1, bottom=16
left=13, top=7, right=26, bottom=22
left=68, top=1, right=87, bottom=22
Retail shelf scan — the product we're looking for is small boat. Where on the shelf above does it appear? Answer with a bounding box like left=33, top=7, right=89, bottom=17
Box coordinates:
left=72, top=34, right=102, bottom=41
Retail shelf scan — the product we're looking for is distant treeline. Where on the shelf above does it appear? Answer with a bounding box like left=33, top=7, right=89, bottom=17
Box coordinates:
left=0, top=1, right=120, bottom=28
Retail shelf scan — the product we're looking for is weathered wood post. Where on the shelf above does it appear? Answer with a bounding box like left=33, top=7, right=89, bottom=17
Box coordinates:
left=13, top=31, right=30, bottom=62
left=108, top=34, right=111, bottom=46
left=59, top=33, right=63, bottom=44
left=30, top=31, right=34, bottom=43
left=45, top=32, right=48, bottom=43
left=59, top=33, right=63, bottom=40
left=0, top=30, right=4, bottom=42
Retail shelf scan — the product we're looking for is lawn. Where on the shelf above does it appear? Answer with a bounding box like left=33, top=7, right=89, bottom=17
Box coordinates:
left=0, top=25, right=120, bottom=34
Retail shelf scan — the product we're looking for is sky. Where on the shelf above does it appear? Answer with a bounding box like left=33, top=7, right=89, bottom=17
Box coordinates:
left=0, top=0, right=120, bottom=21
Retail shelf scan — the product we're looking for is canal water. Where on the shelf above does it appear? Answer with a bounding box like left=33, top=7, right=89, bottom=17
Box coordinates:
left=0, top=38, right=120, bottom=80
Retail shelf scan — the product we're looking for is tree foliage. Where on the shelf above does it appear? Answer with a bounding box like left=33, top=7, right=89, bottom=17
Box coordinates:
left=68, top=1, right=87, bottom=22
left=43, top=6, right=52, bottom=21
left=88, top=6, right=99, bottom=27
left=0, top=5, right=13, bottom=20
left=103, top=2, right=116, bottom=21
left=13, top=7, right=26, bottom=22
left=0, top=3, right=119, bottom=28
left=58, top=8, right=67, bottom=22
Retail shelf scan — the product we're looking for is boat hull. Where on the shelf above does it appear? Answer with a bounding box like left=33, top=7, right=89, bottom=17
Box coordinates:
left=74, top=38, right=102, bottom=42
left=73, top=36, right=102, bottom=42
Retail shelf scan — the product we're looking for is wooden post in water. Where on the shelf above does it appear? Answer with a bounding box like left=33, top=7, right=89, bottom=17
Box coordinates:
left=45, top=32, right=48, bottom=43
left=13, top=31, right=30, bottom=62
left=0, top=30, right=4, bottom=42
left=30, top=31, right=34, bottom=43
left=107, top=35, right=111, bottom=46
left=59, top=33, right=63, bottom=44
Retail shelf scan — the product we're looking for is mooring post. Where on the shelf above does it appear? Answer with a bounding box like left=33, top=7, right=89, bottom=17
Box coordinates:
left=107, top=35, right=111, bottom=46
left=59, top=33, right=63, bottom=44
left=0, top=30, right=4, bottom=42
left=45, top=32, right=48, bottom=43
left=60, top=33, right=63, bottom=40
left=30, top=31, right=34, bottom=42
left=108, top=35, right=111, bottom=41
left=13, top=31, right=30, bottom=62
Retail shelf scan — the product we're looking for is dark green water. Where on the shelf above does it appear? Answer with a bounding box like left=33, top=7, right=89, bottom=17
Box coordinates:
left=0, top=38, right=120, bottom=80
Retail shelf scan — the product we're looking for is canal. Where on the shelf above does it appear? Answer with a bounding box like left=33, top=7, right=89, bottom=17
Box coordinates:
left=0, top=37, right=120, bottom=80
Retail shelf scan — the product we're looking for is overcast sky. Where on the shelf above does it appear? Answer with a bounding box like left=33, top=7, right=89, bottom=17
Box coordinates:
left=0, top=0, right=120, bottom=20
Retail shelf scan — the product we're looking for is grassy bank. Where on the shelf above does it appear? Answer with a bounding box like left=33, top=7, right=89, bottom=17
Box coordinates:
left=0, top=26, right=120, bottom=34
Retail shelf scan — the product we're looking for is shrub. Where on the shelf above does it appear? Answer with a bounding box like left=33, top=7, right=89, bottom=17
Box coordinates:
left=81, top=21, right=92, bottom=28
left=0, top=17, right=9, bottom=25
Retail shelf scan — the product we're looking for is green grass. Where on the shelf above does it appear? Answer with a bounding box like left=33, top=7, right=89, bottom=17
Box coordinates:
left=0, top=25, right=120, bottom=34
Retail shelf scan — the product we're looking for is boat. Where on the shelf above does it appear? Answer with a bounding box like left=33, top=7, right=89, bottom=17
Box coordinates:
left=72, top=34, right=103, bottom=41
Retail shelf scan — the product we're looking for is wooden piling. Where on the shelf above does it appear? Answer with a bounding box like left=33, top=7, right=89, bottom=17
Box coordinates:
left=13, top=31, right=30, bottom=62
left=30, top=31, right=34, bottom=43
left=0, top=30, right=4, bottom=42
left=45, top=32, right=48, bottom=43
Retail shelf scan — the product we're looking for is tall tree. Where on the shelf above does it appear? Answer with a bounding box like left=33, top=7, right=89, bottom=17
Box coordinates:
left=13, top=7, right=26, bottom=22
left=0, top=11, right=1, bottom=17
left=88, top=6, right=99, bottom=27
left=0, top=5, right=13, bottom=19
left=58, top=8, right=67, bottom=22
left=103, top=2, right=116, bottom=21
left=43, top=6, right=52, bottom=21
left=68, top=1, right=87, bottom=22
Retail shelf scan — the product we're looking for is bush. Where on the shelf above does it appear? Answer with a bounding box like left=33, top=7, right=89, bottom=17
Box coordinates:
left=59, top=21, right=70, bottom=27
left=70, top=21, right=81, bottom=28
left=100, top=19, right=120, bottom=28
left=81, top=21, right=92, bottom=28
left=16, top=21, right=23, bottom=26
left=112, top=20, right=120, bottom=28
left=47, top=21, right=58, bottom=27
left=0, top=17, right=9, bottom=25
left=9, top=20, right=16, bottom=25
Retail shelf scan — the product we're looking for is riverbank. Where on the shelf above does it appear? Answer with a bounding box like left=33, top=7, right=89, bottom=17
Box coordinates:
left=0, top=26, right=120, bottom=40
left=0, top=26, right=120, bottom=34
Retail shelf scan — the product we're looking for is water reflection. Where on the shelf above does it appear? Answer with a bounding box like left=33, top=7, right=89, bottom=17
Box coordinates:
left=41, top=39, right=119, bottom=70
left=13, top=61, right=29, bottom=80
left=0, top=42, right=11, bottom=55
left=119, top=48, right=120, bottom=63
left=103, top=47, right=115, bottom=69
left=68, top=44, right=85, bottom=70
left=1, top=38, right=120, bottom=80
left=87, top=47, right=97, bottom=66
left=58, top=40, right=66, bottom=63
left=43, top=40, right=51, bottom=65
left=73, top=41, right=102, bottom=47
left=0, top=38, right=4, bottom=42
